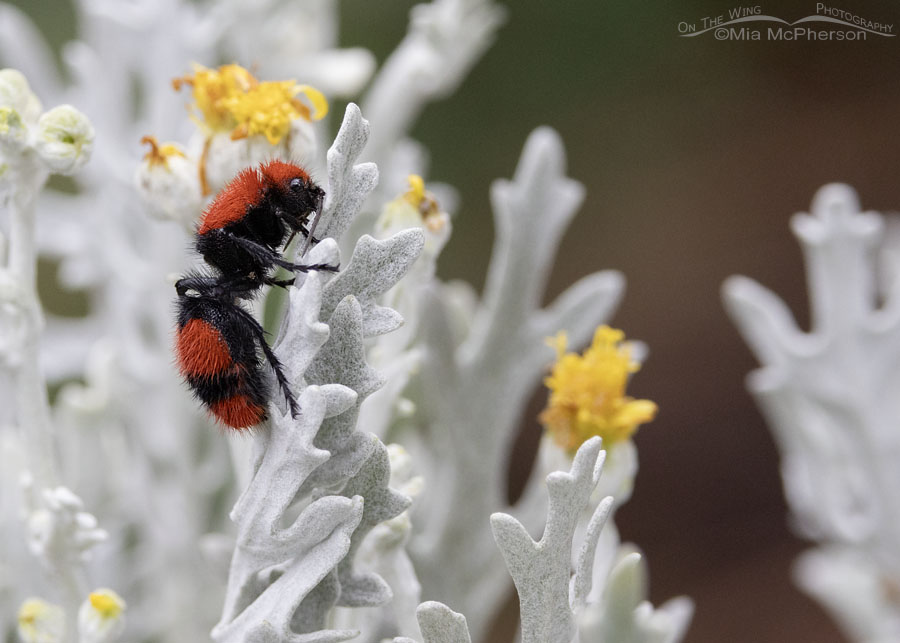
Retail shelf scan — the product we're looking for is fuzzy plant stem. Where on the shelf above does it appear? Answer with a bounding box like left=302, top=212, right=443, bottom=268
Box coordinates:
left=7, top=173, right=89, bottom=635
left=360, top=0, right=506, bottom=171
left=9, top=185, right=56, bottom=486
left=407, top=127, right=623, bottom=637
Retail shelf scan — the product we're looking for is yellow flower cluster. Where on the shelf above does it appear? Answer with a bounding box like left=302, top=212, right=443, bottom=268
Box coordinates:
left=540, top=326, right=657, bottom=454
left=173, top=63, right=327, bottom=145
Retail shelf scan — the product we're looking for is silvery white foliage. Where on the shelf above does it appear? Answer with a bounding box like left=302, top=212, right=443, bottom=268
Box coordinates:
left=317, top=104, right=379, bottom=253
left=335, top=444, right=423, bottom=641
left=0, top=4, right=683, bottom=643
left=354, top=0, right=505, bottom=225
left=394, top=438, right=687, bottom=643
left=576, top=550, right=693, bottom=643
left=214, top=286, right=417, bottom=642
left=392, top=601, right=473, bottom=643
left=0, top=8, right=220, bottom=635
left=212, top=385, right=364, bottom=643
left=489, top=438, right=690, bottom=643
left=0, top=67, right=104, bottom=641
left=287, top=107, right=420, bottom=498
left=538, top=435, right=639, bottom=513
left=0, top=2, right=359, bottom=641
left=22, top=483, right=107, bottom=575
left=297, top=296, right=406, bottom=594
left=723, top=183, right=900, bottom=641
left=321, top=232, right=425, bottom=338
left=215, top=102, right=423, bottom=642
left=0, top=431, right=25, bottom=606
left=537, top=438, right=634, bottom=612
left=216, top=0, right=375, bottom=97
left=405, top=126, right=624, bottom=638
left=362, top=0, right=507, bottom=187
left=352, top=178, right=452, bottom=446
left=491, top=437, right=611, bottom=643
left=22, top=481, right=109, bottom=640
left=533, top=438, right=692, bottom=642
left=274, top=248, right=334, bottom=385
left=373, top=187, right=451, bottom=355
left=793, top=546, right=900, bottom=643
left=334, top=438, right=412, bottom=607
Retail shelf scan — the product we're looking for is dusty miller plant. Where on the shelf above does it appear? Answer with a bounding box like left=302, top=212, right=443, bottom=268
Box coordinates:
left=725, top=184, right=900, bottom=642
left=0, top=1, right=691, bottom=642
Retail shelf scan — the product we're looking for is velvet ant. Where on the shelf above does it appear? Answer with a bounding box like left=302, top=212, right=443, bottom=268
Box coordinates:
left=174, top=160, right=336, bottom=430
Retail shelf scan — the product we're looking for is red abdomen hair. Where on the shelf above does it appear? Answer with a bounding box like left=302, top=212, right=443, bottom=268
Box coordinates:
left=175, top=317, right=267, bottom=430
left=175, top=318, right=233, bottom=376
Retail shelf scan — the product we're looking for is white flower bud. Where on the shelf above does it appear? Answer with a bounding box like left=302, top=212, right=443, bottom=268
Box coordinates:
left=387, top=443, right=421, bottom=495
left=0, top=69, right=42, bottom=124
left=26, top=486, right=108, bottom=564
left=33, top=104, right=95, bottom=174
left=135, top=138, right=202, bottom=228
left=201, top=117, right=320, bottom=195
left=201, top=132, right=254, bottom=195
left=376, top=175, right=451, bottom=259
left=78, top=589, right=126, bottom=643
left=287, top=116, right=319, bottom=168
left=17, top=598, right=65, bottom=643
left=0, top=106, right=28, bottom=154
left=202, top=131, right=293, bottom=195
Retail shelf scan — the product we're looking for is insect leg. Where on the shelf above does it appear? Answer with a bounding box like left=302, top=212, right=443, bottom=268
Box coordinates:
left=265, top=277, right=296, bottom=289
left=223, top=232, right=338, bottom=274
left=229, top=305, right=300, bottom=419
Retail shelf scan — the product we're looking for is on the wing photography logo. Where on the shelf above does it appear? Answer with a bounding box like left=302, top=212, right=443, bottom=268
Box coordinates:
left=677, top=4, right=894, bottom=40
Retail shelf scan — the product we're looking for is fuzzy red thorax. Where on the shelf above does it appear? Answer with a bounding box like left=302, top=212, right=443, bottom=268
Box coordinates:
left=197, top=167, right=265, bottom=234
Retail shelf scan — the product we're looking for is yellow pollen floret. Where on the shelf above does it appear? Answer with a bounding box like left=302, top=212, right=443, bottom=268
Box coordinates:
left=223, top=81, right=307, bottom=144
left=173, top=63, right=256, bottom=132
left=539, top=325, right=657, bottom=454
left=89, top=590, right=125, bottom=620
left=173, top=63, right=328, bottom=145
left=140, top=135, right=185, bottom=167
left=402, top=174, right=441, bottom=223
left=405, top=174, right=426, bottom=204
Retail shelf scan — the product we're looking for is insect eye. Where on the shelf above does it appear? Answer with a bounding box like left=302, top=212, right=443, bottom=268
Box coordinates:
left=290, top=178, right=304, bottom=191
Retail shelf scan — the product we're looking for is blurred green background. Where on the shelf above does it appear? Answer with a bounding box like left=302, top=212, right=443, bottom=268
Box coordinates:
left=10, top=0, right=900, bottom=640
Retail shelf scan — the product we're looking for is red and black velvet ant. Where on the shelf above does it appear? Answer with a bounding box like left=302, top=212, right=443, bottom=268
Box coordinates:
left=174, top=160, right=336, bottom=430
